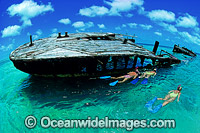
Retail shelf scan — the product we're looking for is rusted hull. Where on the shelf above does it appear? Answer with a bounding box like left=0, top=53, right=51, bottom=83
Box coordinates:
left=10, top=56, right=128, bottom=77
left=10, top=55, right=180, bottom=77
left=173, top=45, right=196, bottom=57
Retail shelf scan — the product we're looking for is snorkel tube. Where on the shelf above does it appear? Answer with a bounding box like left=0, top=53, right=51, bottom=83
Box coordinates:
left=135, top=67, right=140, bottom=74
left=177, top=85, right=181, bottom=88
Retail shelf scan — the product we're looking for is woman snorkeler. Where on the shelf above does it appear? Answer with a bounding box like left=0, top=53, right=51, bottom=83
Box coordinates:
left=145, top=85, right=182, bottom=113
left=139, top=68, right=157, bottom=79
left=157, top=85, right=182, bottom=106
left=111, top=67, right=140, bottom=83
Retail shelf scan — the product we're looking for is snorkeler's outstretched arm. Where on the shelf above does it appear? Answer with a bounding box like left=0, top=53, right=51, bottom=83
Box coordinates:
left=136, top=69, right=140, bottom=75
left=152, top=73, right=156, bottom=78
left=132, top=75, right=137, bottom=79
left=168, top=90, right=173, bottom=94
left=177, top=93, right=181, bottom=102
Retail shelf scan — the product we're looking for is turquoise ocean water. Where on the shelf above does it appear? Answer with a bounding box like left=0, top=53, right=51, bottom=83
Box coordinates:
left=0, top=44, right=200, bottom=132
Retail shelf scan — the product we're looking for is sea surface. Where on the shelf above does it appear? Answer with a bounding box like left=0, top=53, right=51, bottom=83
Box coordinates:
left=0, top=44, right=200, bottom=132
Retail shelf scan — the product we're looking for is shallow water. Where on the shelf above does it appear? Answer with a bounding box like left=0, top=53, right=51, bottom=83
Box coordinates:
left=0, top=45, right=200, bottom=132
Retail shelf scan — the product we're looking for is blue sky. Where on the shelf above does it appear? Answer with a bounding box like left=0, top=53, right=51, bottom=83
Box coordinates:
left=1, top=0, right=200, bottom=53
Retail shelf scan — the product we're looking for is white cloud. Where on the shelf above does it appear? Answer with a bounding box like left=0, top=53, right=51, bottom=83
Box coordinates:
left=176, top=13, right=199, bottom=28
left=79, top=6, right=109, bottom=17
left=51, top=28, right=58, bottom=33
left=0, top=44, right=14, bottom=51
left=138, top=6, right=145, bottom=14
left=105, top=0, right=144, bottom=16
left=1, top=25, right=21, bottom=37
left=86, top=22, right=94, bottom=28
left=179, top=32, right=200, bottom=45
left=126, top=13, right=133, bottom=18
left=2, top=0, right=54, bottom=38
left=79, top=0, right=144, bottom=17
left=7, top=0, right=54, bottom=27
left=154, top=32, right=162, bottom=36
left=72, top=21, right=85, bottom=28
left=50, top=28, right=58, bottom=37
left=166, top=38, right=170, bottom=41
left=115, top=26, right=121, bottom=30
left=193, top=32, right=200, bottom=38
left=122, top=24, right=127, bottom=28
left=58, top=18, right=71, bottom=25
left=22, top=19, right=32, bottom=26
left=116, top=23, right=152, bottom=31
left=36, top=29, right=42, bottom=35
left=127, top=23, right=137, bottom=28
left=50, top=33, right=57, bottom=37
left=159, top=23, right=178, bottom=33
left=32, top=29, right=42, bottom=40
left=72, top=21, right=94, bottom=31
left=98, top=24, right=106, bottom=29
left=147, top=10, right=175, bottom=22
left=139, top=24, right=152, bottom=30
left=118, top=23, right=152, bottom=30
left=131, top=0, right=144, bottom=6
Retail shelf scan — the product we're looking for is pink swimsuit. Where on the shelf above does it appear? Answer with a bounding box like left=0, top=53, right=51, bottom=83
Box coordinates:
left=124, top=75, right=132, bottom=78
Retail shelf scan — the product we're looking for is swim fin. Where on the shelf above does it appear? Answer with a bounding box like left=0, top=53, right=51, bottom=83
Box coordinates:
left=145, top=97, right=157, bottom=108
left=130, top=78, right=139, bottom=84
left=109, top=80, right=118, bottom=86
left=141, top=78, right=148, bottom=84
left=99, top=76, right=111, bottom=79
left=150, top=103, right=163, bottom=113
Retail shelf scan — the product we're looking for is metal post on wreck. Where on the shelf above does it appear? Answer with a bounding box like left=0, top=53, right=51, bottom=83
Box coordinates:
left=29, top=35, right=33, bottom=46
left=65, top=32, right=69, bottom=37
left=125, top=56, right=129, bottom=68
left=140, top=57, right=145, bottom=66
left=58, top=32, right=61, bottom=38
left=123, top=39, right=128, bottom=44
left=133, top=56, right=138, bottom=68
left=153, top=41, right=159, bottom=55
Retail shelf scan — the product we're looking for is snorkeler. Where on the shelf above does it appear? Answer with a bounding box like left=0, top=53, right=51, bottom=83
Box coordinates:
left=145, top=85, right=182, bottom=113
left=157, top=85, right=182, bottom=106
left=139, top=68, right=157, bottom=79
left=111, top=67, right=140, bottom=83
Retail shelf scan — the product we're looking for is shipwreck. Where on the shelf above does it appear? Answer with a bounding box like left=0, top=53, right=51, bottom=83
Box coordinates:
left=9, top=32, right=181, bottom=77
left=173, top=44, right=196, bottom=57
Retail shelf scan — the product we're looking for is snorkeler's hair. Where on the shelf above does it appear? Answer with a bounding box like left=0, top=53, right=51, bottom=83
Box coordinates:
left=153, top=68, right=157, bottom=72
left=177, top=85, right=182, bottom=91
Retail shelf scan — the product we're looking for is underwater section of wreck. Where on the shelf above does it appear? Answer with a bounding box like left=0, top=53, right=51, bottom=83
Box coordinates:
left=10, top=32, right=181, bottom=77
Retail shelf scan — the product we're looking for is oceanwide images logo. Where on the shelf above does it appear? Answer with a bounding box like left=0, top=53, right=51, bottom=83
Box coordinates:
left=24, top=116, right=176, bottom=130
